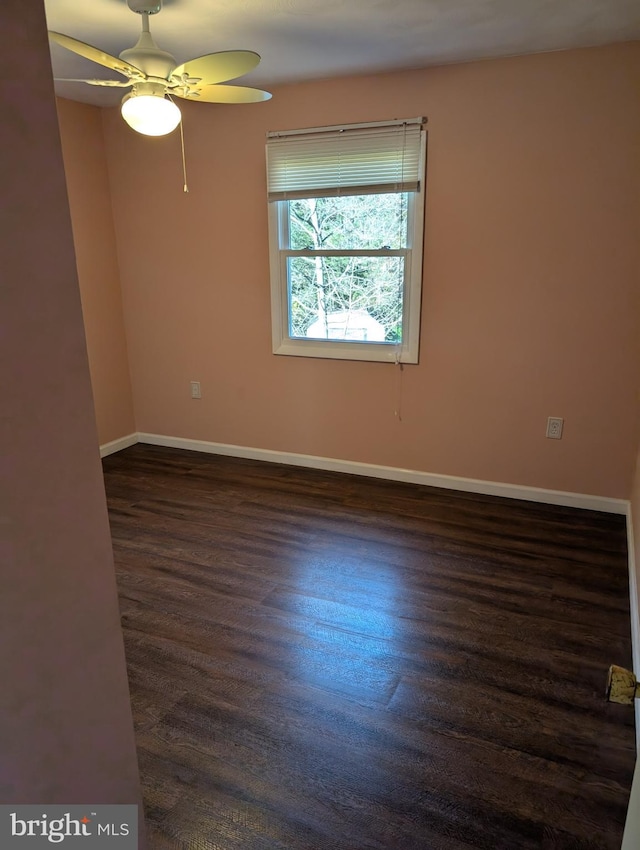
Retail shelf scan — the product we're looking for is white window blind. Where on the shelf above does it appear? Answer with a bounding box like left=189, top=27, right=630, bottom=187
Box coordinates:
left=266, top=118, right=424, bottom=202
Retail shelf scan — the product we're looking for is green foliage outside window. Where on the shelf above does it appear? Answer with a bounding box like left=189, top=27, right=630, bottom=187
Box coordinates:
left=286, top=194, right=408, bottom=343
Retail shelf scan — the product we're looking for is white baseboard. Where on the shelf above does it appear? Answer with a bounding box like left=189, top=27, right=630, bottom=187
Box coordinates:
left=136, top=432, right=628, bottom=515
left=625, top=505, right=640, bottom=751
left=99, top=432, right=138, bottom=458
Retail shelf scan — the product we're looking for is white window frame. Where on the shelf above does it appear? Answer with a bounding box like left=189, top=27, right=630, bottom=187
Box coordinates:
left=266, top=119, right=427, bottom=364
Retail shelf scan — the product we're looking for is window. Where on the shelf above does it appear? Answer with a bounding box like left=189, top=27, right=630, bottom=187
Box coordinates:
left=266, top=118, right=427, bottom=363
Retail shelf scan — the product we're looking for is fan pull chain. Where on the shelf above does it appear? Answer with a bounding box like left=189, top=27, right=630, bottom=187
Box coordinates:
left=394, top=351, right=404, bottom=422
left=179, top=118, right=189, bottom=193
left=167, top=93, right=189, bottom=192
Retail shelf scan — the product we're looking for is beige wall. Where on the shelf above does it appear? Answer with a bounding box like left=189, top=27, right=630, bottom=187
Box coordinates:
left=57, top=98, right=136, bottom=446
left=55, top=42, right=640, bottom=499
left=1, top=0, right=143, bottom=823
left=94, top=41, right=640, bottom=499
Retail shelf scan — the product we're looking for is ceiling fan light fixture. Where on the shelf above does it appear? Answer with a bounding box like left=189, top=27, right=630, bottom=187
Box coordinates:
left=50, top=0, right=271, bottom=145
left=121, top=91, right=181, bottom=136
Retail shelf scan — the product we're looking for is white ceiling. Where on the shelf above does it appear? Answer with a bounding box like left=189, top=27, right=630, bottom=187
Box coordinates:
left=45, top=0, right=640, bottom=106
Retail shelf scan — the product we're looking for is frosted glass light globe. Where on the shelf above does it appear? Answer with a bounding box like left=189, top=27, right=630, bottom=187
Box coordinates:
left=121, top=94, right=181, bottom=136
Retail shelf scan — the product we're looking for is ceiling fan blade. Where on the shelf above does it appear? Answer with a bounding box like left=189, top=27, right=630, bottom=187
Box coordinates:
left=54, top=78, right=133, bottom=88
left=48, top=32, right=145, bottom=80
left=174, top=84, right=272, bottom=104
left=171, top=51, right=260, bottom=86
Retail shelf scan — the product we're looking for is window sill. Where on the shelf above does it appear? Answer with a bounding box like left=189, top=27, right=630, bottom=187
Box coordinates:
left=273, top=338, right=418, bottom=364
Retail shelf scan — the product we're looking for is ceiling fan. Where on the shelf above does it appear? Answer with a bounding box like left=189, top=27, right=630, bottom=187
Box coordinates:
left=49, top=0, right=272, bottom=137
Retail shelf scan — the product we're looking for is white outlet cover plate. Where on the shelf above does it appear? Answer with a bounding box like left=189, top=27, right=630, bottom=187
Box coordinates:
left=546, top=417, right=563, bottom=439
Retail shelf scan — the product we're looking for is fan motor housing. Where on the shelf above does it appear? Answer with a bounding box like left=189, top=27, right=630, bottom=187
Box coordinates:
left=120, top=40, right=177, bottom=78
left=127, top=1, right=162, bottom=14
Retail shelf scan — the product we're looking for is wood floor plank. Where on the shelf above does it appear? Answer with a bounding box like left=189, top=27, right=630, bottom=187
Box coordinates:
left=103, top=444, right=636, bottom=849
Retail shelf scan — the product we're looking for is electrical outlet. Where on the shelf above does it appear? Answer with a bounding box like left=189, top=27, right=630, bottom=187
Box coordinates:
left=190, top=381, right=201, bottom=399
left=546, top=416, right=563, bottom=439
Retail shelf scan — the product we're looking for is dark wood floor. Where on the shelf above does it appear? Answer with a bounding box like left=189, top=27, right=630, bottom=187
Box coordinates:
left=103, top=444, right=636, bottom=850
